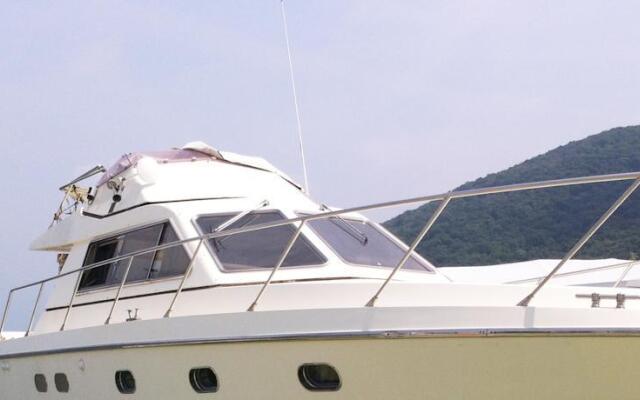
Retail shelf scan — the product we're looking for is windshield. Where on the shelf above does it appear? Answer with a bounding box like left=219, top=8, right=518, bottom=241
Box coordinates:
left=307, top=217, right=432, bottom=272
left=196, top=211, right=327, bottom=271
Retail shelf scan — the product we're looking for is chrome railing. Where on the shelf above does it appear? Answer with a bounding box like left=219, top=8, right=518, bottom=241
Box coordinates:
left=2, top=171, right=640, bottom=338
left=506, top=260, right=640, bottom=287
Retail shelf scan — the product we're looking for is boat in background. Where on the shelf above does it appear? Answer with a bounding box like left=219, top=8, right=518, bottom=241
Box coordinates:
left=2, top=142, right=640, bottom=399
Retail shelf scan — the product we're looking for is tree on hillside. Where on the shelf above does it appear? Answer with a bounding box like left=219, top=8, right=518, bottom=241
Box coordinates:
left=383, top=126, right=640, bottom=266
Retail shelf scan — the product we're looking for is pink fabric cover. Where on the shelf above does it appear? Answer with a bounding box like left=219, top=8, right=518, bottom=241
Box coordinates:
left=97, top=149, right=215, bottom=186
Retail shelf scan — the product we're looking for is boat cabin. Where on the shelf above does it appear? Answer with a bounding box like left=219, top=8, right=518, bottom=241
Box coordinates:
left=30, top=142, right=444, bottom=333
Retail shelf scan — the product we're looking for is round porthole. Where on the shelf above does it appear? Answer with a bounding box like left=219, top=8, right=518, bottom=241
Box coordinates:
left=54, top=373, right=69, bottom=393
left=34, top=374, right=47, bottom=393
left=189, top=367, right=218, bottom=393
left=298, top=363, right=341, bottom=391
left=115, top=370, right=136, bottom=394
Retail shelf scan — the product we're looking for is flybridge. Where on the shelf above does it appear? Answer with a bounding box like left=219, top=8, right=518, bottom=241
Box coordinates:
left=31, top=142, right=318, bottom=254
left=48, top=142, right=304, bottom=226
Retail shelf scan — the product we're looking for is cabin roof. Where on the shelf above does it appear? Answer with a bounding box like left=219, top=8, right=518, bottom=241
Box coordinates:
left=97, top=141, right=301, bottom=189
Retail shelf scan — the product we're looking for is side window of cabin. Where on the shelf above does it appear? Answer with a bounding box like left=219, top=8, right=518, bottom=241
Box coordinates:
left=196, top=211, right=326, bottom=271
left=79, top=222, right=189, bottom=291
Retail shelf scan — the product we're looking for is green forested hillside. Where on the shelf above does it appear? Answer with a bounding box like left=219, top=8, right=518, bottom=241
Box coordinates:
left=383, top=126, right=640, bottom=266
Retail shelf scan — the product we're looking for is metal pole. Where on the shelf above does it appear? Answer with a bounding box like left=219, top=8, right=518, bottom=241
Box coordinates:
left=213, top=200, right=269, bottom=234
left=366, top=195, right=452, bottom=307
left=164, top=239, right=204, bottom=318
left=280, top=0, right=310, bottom=194
left=25, top=283, right=45, bottom=337
left=105, top=257, right=134, bottom=325
left=248, top=221, right=305, bottom=311
left=60, top=271, right=83, bottom=331
left=50, top=186, right=72, bottom=227
left=57, top=164, right=105, bottom=191
left=0, top=290, right=14, bottom=338
left=506, top=259, right=637, bottom=284
left=614, top=261, right=638, bottom=288
left=518, top=177, right=640, bottom=306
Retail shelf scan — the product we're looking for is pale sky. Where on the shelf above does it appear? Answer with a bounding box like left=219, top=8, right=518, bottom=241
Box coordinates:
left=1, top=1, right=639, bottom=328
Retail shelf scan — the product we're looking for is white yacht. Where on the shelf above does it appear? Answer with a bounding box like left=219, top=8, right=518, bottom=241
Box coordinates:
left=2, top=141, right=640, bottom=399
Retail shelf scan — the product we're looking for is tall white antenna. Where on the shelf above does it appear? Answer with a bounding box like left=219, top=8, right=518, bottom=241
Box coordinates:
left=280, top=0, right=310, bottom=194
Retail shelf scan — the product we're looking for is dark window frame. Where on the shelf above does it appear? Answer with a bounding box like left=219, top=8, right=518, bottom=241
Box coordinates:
left=302, top=214, right=435, bottom=273
left=78, top=220, right=191, bottom=292
left=193, top=210, right=328, bottom=273
left=115, top=370, right=136, bottom=394
left=34, top=373, right=48, bottom=393
left=54, top=373, right=69, bottom=393
left=189, top=367, right=219, bottom=393
left=298, top=363, right=342, bottom=392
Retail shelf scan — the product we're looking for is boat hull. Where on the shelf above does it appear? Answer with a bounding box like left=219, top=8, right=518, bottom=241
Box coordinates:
left=1, top=334, right=639, bottom=399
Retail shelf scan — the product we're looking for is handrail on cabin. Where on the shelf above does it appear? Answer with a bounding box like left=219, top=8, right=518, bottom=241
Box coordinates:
left=2, top=171, right=640, bottom=337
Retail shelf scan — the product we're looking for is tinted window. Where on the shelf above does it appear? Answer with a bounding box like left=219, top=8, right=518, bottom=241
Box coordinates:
left=308, top=218, right=431, bottom=271
left=197, top=211, right=326, bottom=271
left=189, top=368, right=218, bottom=393
left=298, top=364, right=341, bottom=391
left=149, top=224, right=190, bottom=279
left=80, top=223, right=189, bottom=290
left=115, top=370, right=136, bottom=394
left=34, top=374, right=47, bottom=393
left=54, top=373, right=69, bottom=393
left=113, top=225, right=164, bottom=283
left=79, top=239, right=119, bottom=288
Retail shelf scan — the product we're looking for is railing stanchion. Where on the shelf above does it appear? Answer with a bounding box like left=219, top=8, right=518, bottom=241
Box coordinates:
left=518, top=177, right=640, bottom=306
left=60, top=271, right=83, bottom=331
left=0, top=290, right=14, bottom=339
left=248, top=221, right=305, bottom=312
left=25, top=283, right=45, bottom=337
left=366, top=195, right=452, bottom=307
left=164, top=239, right=204, bottom=318
left=105, top=257, right=134, bottom=325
